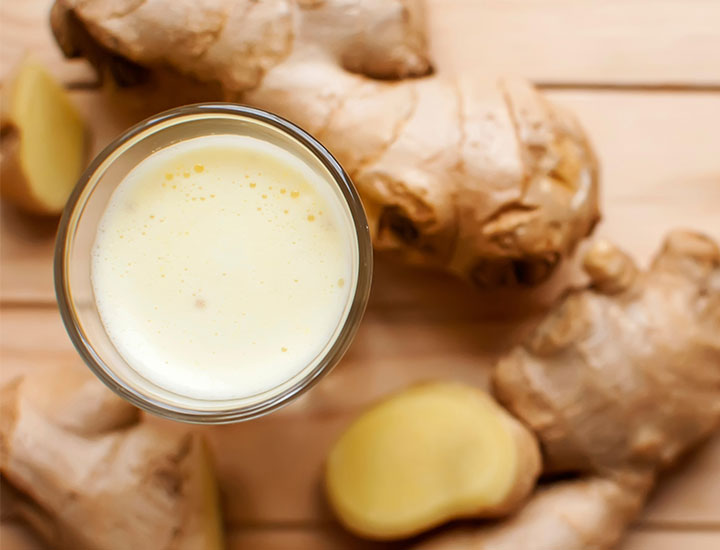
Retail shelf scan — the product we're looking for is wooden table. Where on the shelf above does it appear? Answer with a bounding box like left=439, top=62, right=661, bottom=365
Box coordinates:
left=1, top=1, right=719, bottom=548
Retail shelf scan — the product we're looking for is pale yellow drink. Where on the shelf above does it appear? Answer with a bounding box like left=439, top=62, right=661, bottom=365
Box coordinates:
left=91, top=134, right=356, bottom=400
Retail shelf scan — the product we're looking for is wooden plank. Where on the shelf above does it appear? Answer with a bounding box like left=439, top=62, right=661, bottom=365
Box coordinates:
left=0, top=205, right=58, bottom=305
left=643, top=435, right=720, bottom=526
left=0, top=0, right=95, bottom=85
left=0, top=305, right=523, bottom=523
left=2, top=0, right=720, bottom=87
left=0, top=307, right=75, bottom=384
left=620, top=529, right=720, bottom=550
left=2, top=307, right=719, bottom=528
left=3, top=88, right=719, bottom=303
left=546, top=90, right=720, bottom=264
left=427, top=0, right=720, bottom=85
left=2, top=86, right=719, bottom=527
left=199, top=415, right=720, bottom=526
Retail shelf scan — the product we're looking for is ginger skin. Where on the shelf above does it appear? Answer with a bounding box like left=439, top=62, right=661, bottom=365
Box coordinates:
left=495, top=230, right=720, bottom=476
left=51, top=0, right=600, bottom=286
left=325, top=383, right=541, bottom=540
left=417, top=230, right=720, bottom=550
left=0, top=367, right=224, bottom=550
left=415, top=476, right=650, bottom=550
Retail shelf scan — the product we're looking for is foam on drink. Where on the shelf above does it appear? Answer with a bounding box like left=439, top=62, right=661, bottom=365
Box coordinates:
left=91, top=134, right=356, bottom=400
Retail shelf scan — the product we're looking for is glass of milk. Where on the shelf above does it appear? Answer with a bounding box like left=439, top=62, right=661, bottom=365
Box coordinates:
left=55, top=104, right=372, bottom=423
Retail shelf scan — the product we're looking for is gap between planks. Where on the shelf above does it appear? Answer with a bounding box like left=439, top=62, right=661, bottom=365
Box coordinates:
left=538, top=82, right=720, bottom=93
left=57, top=79, right=720, bottom=93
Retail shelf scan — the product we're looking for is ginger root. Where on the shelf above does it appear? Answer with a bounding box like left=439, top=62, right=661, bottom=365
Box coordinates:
left=51, top=0, right=600, bottom=286
left=495, top=230, right=720, bottom=477
left=0, top=367, right=224, bottom=550
left=324, top=383, right=540, bottom=540
left=414, top=475, right=650, bottom=550
left=415, top=230, right=720, bottom=550
left=0, top=57, right=87, bottom=215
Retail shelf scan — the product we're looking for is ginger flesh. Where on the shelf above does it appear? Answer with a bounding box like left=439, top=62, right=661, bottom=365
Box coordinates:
left=325, top=383, right=540, bottom=540
left=0, top=58, right=86, bottom=215
left=51, top=0, right=600, bottom=286
left=0, top=366, right=224, bottom=550
left=414, top=230, right=720, bottom=550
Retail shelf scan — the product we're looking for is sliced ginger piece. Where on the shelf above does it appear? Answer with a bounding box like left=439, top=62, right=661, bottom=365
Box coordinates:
left=0, top=57, right=87, bottom=215
left=325, top=382, right=541, bottom=540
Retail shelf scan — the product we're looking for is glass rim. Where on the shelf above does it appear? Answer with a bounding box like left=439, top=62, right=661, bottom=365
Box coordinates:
left=55, top=103, right=373, bottom=424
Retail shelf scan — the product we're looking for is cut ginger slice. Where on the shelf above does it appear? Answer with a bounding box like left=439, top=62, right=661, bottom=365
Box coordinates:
left=1, top=57, right=86, bottom=214
left=325, top=382, right=541, bottom=540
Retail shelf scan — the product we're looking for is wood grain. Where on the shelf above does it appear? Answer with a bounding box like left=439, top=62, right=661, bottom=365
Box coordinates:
left=643, top=435, right=720, bottom=526
left=620, top=529, right=720, bottom=550
left=0, top=0, right=94, bottom=85
left=427, top=0, right=720, bottom=86
left=550, top=90, right=720, bottom=263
